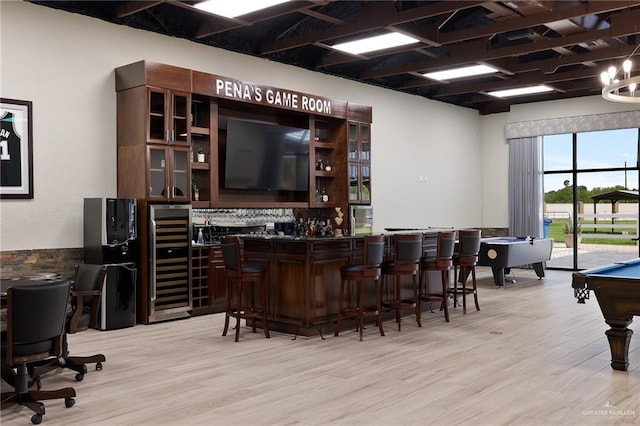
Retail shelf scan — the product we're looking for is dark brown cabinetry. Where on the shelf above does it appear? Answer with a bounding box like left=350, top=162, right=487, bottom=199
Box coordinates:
left=147, top=87, right=190, bottom=145
left=147, top=145, right=190, bottom=202
left=348, top=122, right=371, bottom=204
left=190, top=96, right=214, bottom=207
left=115, top=62, right=196, bottom=203
left=309, top=118, right=347, bottom=208
left=191, top=245, right=233, bottom=315
left=115, top=61, right=373, bottom=322
left=116, top=60, right=372, bottom=209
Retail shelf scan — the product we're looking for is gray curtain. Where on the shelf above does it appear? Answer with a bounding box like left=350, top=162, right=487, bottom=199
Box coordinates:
left=508, top=136, right=544, bottom=238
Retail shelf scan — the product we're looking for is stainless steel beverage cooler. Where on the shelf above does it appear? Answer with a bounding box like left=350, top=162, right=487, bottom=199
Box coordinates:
left=349, top=205, right=373, bottom=236
left=148, top=204, right=192, bottom=323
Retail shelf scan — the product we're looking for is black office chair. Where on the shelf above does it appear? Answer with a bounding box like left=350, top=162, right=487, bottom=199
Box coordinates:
left=1, top=280, right=77, bottom=425
left=64, top=264, right=108, bottom=379
left=31, top=264, right=107, bottom=383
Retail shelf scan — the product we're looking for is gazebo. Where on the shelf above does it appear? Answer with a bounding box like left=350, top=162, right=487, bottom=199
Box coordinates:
left=590, top=189, right=639, bottom=228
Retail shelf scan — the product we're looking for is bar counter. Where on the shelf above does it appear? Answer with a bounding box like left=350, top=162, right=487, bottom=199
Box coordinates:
left=241, top=232, right=439, bottom=337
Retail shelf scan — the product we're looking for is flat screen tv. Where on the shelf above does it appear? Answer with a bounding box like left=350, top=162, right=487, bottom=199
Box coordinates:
left=224, top=118, right=310, bottom=192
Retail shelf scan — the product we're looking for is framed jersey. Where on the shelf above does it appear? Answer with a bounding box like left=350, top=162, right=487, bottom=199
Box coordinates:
left=1, top=98, right=33, bottom=199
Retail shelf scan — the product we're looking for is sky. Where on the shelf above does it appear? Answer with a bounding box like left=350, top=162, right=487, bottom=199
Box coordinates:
left=543, top=128, right=639, bottom=192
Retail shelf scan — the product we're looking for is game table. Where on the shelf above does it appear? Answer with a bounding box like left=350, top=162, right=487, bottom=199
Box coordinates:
left=477, top=237, right=553, bottom=286
left=572, top=258, right=640, bottom=371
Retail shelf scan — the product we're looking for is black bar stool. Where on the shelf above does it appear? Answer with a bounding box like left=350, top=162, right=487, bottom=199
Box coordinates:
left=450, top=229, right=482, bottom=314
left=381, top=233, right=422, bottom=330
left=335, top=235, right=385, bottom=341
left=418, top=230, right=456, bottom=323
left=220, top=236, right=270, bottom=342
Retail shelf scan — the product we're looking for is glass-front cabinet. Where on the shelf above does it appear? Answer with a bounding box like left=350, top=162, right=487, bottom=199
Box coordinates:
left=148, top=146, right=190, bottom=202
left=190, top=96, right=212, bottom=207
left=348, top=122, right=371, bottom=204
left=310, top=117, right=346, bottom=208
left=147, top=88, right=190, bottom=145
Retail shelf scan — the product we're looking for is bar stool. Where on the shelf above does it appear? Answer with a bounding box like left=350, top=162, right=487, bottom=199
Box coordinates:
left=220, top=236, right=270, bottom=342
left=418, top=230, right=456, bottom=323
left=335, top=234, right=385, bottom=341
left=381, top=233, right=423, bottom=330
left=450, top=229, right=482, bottom=314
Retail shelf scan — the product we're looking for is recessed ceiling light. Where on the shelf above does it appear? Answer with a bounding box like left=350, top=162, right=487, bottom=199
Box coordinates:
left=194, top=0, right=291, bottom=19
left=331, top=32, right=419, bottom=55
left=487, top=85, right=554, bottom=98
left=423, top=64, right=499, bottom=81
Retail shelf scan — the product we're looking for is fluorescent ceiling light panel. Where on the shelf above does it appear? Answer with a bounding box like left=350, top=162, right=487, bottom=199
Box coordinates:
left=488, top=85, right=554, bottom=98
left=331, top=32, right=419, bottom=55
left=423, top=64, right=498, bottom=81
left=195, top=0, right=290, bottom=18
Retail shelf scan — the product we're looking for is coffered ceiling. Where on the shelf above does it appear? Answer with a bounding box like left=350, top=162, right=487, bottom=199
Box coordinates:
left=29, top=0, right=640, bottom=114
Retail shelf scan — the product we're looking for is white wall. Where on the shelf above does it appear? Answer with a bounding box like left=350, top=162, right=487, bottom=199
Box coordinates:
left=2, top=2, right=635, bottom=251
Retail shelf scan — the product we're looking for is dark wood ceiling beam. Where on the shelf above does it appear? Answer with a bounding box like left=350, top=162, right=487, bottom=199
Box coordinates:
left=360, top=8, right=640, bottom=80
left=116, top=1, right=164, bottom=18
left=438, top=1, right=640, bottom=44
left=495, top=44, right=640, bottom=75
left=260, top=1, right=484, bottom=54
left=480, top=1, right=518, bottom=19
left=299, top=8, right=345, bottom=25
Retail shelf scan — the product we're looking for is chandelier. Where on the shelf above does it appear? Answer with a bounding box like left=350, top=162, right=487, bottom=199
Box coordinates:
left=600, top=44, right=640, bottom=103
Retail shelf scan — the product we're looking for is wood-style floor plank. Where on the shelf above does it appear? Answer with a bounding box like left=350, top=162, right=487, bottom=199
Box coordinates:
left=2, top=267, right=639, bottom=425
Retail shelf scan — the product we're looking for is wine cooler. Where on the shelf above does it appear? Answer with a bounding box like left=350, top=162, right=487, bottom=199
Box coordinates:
left=148, top=204, right=192, bottom=323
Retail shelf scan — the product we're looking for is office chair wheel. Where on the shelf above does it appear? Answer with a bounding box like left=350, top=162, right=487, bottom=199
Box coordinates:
left=65, top=397, right=75, bottom=408
left=31, top=414, right=43, bottom=424
left=96, top=362, right=103, bottom=371
left=75, top=373, right=84, bottom=381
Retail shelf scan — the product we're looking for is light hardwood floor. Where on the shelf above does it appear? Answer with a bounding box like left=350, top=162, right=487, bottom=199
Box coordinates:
left=2, top=267, right=639, bottom=425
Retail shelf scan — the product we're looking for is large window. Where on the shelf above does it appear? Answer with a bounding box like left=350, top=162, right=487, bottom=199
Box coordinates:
left=543, top=128, right=639, bottom=270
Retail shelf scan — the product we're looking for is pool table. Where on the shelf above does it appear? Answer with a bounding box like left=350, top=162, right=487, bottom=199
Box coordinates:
left=477, top=237, right=553, bottom=286
left=572, top=258, right=640, bottom=371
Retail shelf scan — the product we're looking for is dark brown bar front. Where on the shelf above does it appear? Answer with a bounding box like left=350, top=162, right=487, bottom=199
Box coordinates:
left=241, top=232, right=439, bottom=337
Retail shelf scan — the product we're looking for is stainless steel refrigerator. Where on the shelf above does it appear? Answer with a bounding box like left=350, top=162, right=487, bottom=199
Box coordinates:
left=147, top=204, right=192, bottom=323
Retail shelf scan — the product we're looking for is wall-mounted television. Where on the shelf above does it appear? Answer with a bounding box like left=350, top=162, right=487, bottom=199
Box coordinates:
left=224, top=118, right=310, bottom=192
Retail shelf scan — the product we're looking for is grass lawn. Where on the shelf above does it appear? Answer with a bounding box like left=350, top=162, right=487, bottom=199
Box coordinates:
left=546, top=219, right=637, bottom=245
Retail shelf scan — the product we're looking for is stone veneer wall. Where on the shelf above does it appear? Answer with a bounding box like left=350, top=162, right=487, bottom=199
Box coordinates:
left=478, top=227, right=509, bottom=237
left=1, top=248, right=83, bottom=279
left=0, top=228, right=507, bottom=279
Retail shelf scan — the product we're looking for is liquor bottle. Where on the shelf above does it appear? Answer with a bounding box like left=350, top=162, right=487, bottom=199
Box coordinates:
left=197, top=146, right=205, bottom=163
left=321, top=188, right=329, bottom=202
left=192, top=180, right=199, bottom=201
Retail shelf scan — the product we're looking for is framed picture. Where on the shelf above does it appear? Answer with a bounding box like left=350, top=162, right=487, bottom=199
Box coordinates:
left=1, top=98, right=33, bottom=199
